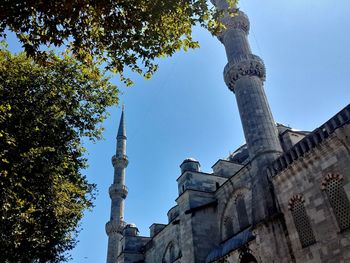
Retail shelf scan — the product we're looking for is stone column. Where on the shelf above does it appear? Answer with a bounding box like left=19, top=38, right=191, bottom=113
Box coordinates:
left=214, top=1, right=283, bottom=224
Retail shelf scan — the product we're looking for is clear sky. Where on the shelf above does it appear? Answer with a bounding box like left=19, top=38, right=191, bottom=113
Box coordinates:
left=6, top=0, right=350, bottom=262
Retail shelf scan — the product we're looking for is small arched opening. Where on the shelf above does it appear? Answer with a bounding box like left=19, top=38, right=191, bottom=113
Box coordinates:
left=240, top=253, right=258, bottom=263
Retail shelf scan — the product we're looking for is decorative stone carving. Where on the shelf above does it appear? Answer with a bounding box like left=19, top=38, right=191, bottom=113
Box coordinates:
left=224, top=54, right=266, bottom=92
left=223, top=11, right=250, bottom=33
left=217, top=10, right=250, bottom=43
left=321, top=173, right=344, bottom=190
left=112, top=154, right=129, bottom=168
left=105, top=220, right=127, bottom=235
left=288, top=194, right=304, bottom=210
left=233, top=187, right=249, bottom=204
left=109, top=184, right=128, bottom=199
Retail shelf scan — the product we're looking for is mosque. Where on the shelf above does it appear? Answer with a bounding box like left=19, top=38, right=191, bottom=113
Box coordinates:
left=105, top=1, right=350, bottom=262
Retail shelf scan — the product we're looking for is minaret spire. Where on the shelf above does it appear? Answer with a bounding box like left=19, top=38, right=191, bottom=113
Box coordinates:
left=106, top=107, right=129, bottom=263
left=213, top=0, right=283, bottom=224
left=117, top=105, right=126, bottom=139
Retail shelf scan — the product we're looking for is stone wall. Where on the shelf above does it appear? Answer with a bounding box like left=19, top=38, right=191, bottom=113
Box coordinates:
left=273, top=123, right=350, bottom=262
left=177, top=171, right=227, bottom=195
left=215, top=164, right=252, bottom=241
left=212, top=160, right=244, bottom=178
left=118, top=235, right=150, bottom=263
left=145, top=221, right=181, bottom=263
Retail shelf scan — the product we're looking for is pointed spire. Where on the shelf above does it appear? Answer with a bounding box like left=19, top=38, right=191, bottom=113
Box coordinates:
left=117, top=105, right=126, bottom=139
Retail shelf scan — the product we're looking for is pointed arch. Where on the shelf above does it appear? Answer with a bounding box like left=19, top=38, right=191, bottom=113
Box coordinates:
left=162, top=241, right=180, bottom=263
left=220, top=187, right=251, bottom=241
left=236, top=194, right=250, bottom=229
left=233, top=188, right=249, bottom=204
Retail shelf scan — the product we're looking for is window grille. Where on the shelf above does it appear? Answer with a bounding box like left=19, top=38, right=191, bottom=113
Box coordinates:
left=224, top=216, right=234, bottom=238
left=289, top=195, right=316, bottom=248
left=322, top=173, right=350, bottom=231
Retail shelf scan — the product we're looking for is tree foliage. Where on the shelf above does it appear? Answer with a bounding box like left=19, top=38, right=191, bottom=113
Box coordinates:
left=0, top=47, right=118, bottom=262
left=0, top=0, right=233, bottom=83
left=0, top=1, right=239, bottom=261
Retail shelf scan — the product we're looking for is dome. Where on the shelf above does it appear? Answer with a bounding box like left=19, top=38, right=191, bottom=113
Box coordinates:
left=182, top=157, right=199, bottom=163
left=227, top=144, right=250, bottom=164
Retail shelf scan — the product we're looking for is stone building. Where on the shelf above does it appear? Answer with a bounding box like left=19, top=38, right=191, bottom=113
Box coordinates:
left=105, top=1, right=350, bottom=262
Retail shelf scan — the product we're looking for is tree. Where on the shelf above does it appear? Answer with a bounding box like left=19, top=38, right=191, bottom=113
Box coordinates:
left=0, top=47, right=118, bottom=262
left=0, top=1, right=238, bottom=261
left=0, top=0, right=234, bottom=83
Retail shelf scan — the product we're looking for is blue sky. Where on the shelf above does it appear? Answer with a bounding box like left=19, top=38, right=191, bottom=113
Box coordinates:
left=5, top=0, right=350, bottom=262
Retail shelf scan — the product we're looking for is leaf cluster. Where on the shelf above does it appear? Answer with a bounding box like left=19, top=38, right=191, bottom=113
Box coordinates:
left=0, top=47, right=118, bottom=262
left=0, top=0, right=231, bottom=84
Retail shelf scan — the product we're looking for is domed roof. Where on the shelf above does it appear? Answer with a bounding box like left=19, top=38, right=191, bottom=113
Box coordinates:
left=125, top=223, right=137, bottom=228
left=227, top=144, right=250, bottom=164
left=182, top=157, right=199, bottom=164
left=225, top=124, right=310, bottom=165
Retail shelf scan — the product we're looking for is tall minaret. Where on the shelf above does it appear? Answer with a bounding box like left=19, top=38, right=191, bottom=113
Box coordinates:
left=106, top=107, right=128, bottom=263
left=213, top=1, right=283, bottom=224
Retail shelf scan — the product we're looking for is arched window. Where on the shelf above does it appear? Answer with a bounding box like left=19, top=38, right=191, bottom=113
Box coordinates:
left=288, top=194, right=316, bottom=248
left=162, top=242, right=178, bottom=263
left=322, top=173, right=350, bottom=231
left=236, top=195, right=249, bottom=229
left=169, top=243, right=175, bottom=262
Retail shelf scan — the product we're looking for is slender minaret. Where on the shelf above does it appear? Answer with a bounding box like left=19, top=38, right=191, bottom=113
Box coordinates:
left=213, top=1, right=283, bottom=224
left=106, top=107, right=128, bottom=263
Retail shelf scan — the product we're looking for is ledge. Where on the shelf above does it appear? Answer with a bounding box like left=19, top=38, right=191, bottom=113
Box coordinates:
left=184, top=200, right=218, bottom=215
left=269, top=104, right=350, bottom=177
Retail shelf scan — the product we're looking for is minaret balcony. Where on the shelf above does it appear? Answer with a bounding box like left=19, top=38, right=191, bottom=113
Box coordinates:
left=223, top=54, right=266, bottom=92
left=109, top=184, right=128, bottom=199
left=111, top=154, right=129, bottom=168
left=105, top=220, right=127, bottom=235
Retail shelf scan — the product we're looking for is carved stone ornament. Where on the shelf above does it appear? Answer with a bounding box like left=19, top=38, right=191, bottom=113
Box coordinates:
left=112, top=154, right=129, bottom=168
left=109, top=184, right=128, bottom=199
left=288, top=194, right=305, bottom=210
left=223, top=11, right=250, bottom=33
left=105, top=220, right=126, bottom=235
left=217, top=11, right=250, bottom=43
left=321, top=173, right=344, bottom=190
left=233, top=187, right=249, bottom=204
left=224, top=54, right=266, bottom=92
